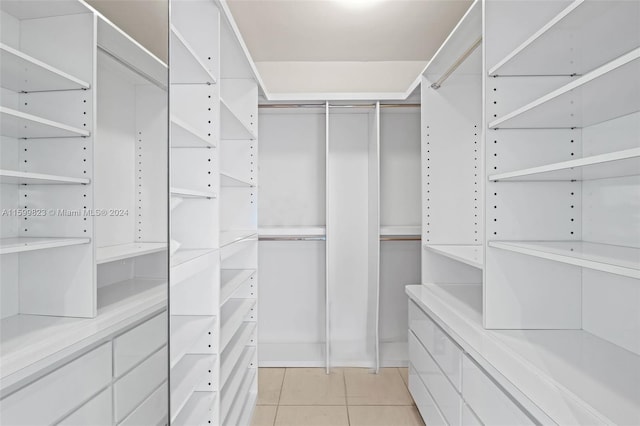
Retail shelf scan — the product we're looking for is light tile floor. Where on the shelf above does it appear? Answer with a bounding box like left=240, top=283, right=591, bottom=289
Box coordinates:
left=251, top=368, right=425, bottom=426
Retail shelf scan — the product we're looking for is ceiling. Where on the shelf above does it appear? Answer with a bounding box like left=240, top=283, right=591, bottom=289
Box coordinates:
left=227, top=0, right=472, bottom=95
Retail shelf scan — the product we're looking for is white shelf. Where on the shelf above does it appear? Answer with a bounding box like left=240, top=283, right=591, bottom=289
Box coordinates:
left=405, top=283, right=640, bottom=425
left=221, top=269, right=255, bottom=305
left=96, top=242, right=167, bottom=264
left=171, top=354, right=215, bottom=422
left=220, top=298, right=256, bottom=351
left=1, top=278, right=166, bottom=382
left=0, top=106, right=90, bottom=139
left=0, top=43, right=90, bottom=92
left=172, top=391, right=216, bottom=426
left=424, top=244, right=484, bottom=269
left=490, top=49, right=640, bottom=129
left=220, top=230, right=257, bottom=247
left=171, top=187, right=217, bottom=199
left=170, top=315, right=217, bottom=368
left=170, top=25, right=216, bottom=85
left=489, top=147, right=640, bottom=181
left=237, top=388, right=258, bottom=426
left=380, top=225, right=422, bottom=236
left=0, top=169, right=90, bottom=185
left=220, top=172, right=254, bottom=188
left=488, top=1, right=640, bottom=77
left=224, top=366, right=256, bottom=426
left=171, top=116, right=217, bottom=148
left=258, top=343, right=326, bottom=368
left=220, top=346, right=255, bottom=424
left=220, top=322, right=256, bottom=387
left=0, top=237, right=90, bottom=255
left=422, top=0, right=481, bottom=79
left=489, top=241, right=640, bottom=279
left=171, top=248, right=217, bottom=269
left=220, top=97, right=257, bottom=141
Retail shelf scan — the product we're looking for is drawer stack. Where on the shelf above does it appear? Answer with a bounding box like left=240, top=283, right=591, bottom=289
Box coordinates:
left=408, top=301, right=534, bottom=425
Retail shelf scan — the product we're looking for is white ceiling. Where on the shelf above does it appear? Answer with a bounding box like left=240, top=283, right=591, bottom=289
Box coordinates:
left=227, top=0, right=472, bottom=62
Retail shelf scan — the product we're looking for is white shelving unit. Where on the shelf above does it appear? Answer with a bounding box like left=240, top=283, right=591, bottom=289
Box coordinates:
left=169, top=0, right=259, bottom=423
left=423, top=244, right=483, bottom=270
left=0, top=3, right=169, bottom=423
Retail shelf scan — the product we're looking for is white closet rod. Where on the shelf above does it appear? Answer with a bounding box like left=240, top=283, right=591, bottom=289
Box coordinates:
left=430, top=37, right=482, bottom=90
left=380, top=236, right=421, bottom=241
left=258, top=104, right=419, bottom=109
left=258, top=236, right=326, bottom=241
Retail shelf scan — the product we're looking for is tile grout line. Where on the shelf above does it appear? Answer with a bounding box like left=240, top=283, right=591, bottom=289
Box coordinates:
left=273, top=368, right=287, bottom=426
left=343, top=369, right=351, bottom=425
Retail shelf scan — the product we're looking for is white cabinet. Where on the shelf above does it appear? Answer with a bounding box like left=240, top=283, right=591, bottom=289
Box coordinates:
left=59, top=389, right=113, bottom=426
left=169, top=0, right=259, bottom=423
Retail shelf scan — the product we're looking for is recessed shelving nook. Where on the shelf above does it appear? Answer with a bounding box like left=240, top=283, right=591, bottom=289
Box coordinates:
left=169, top=0, right=259, bottom=423
left=0, top=1, right=169, bottom=424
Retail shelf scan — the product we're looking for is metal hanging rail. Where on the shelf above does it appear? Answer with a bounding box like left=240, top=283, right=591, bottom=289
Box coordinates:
left=258, top=236, right=326, bottom=241
left=380, top=236, right=421, bottom=241
left=258, top=103, right=420, bottom=109
left=430, top=36, right=482, bottom=90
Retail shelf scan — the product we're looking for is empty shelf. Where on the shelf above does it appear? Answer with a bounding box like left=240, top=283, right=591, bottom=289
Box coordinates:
left=170, top=187, right=217, bottom=199
left=171, top=248, right=216, bottom=269
left=258, top=226, right=326, bottom=237
left=490, top=48, right=640, bottom=129
left=170, top=25, right=216, bottom=84
left=220, top=322, right=256, bottom=387
left=488, top=1, right=640, bottom=77
left=221, top=269, right=255, bottom=305
left=171, top=392, right=216, bottom=426
left=224, top=366, right=256, bottom=426
left=96, top=242, right=167, bottom=264
left=220, top=346, right=255, bottom=424
left=171, top=116, right=216, bottom=148
left=170, top=354, right=215, bottom=422
left=0, top=169, right=90, bottom=185
left=220, top=299, right=256, bottom=351
left=424, top=244, right=483, bottom=269
left=489, top=241, right=640, bottom=279
left=220, top=172, right=254, bottom=187
left=1, top=43, right=90, bottom=92
left=220, top=97, right=256, bottom=141
left=170, top=315, right=216, bottom=368
left=0, top=237, right=90, bottom=255
left=220, top=230, right=257, bottom=247
left=0, top=107, right=90, bottom=139
left=489, top=148, right=640, bottom=181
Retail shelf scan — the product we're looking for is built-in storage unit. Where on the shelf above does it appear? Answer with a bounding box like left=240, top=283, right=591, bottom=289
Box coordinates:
left=408, top=0, right=640, bottom=424
left=0, top=1, right=169, bottom=424
left=258, top=101, right=420, bottom=370
left=169, top=0, right=259, bottom=423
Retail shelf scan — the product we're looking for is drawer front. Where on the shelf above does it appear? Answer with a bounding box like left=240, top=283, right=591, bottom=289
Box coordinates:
left=114, top=311, right=167, bottom=377
left=462, top=402, right=483, bottom=426
left=462, top=355, right=534, bottom=426
left=0, top=343, right=112, bottom=425
left=58, top=388, right=112, bottom=426
left=409, top=332, right=461, bottom=425
left=409, top=301, right=462, bottom=391
left=408, top=365, right=447, bottom=426
left=119, top=382, right=168, bottom=426
left=114, top=346, right=167, bottom=423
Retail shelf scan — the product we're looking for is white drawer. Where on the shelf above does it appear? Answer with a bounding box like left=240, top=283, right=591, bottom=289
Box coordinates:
left=462, top=354, right=534, bottom=426
left=462, top=402, right=482, bottom=426
left=408, top=365, right=447, bottom=426
left=1, top=343, right=112, bottom=425
left=58, top=388, right=112, bottom=426
left=114, top=311, right=167, bottom=377
left=409, top=301, right=462, bottom=391
left=409, top=332, right=461, bottom=425
left=119, top=382, right=168, bottom=426
left=114, top=346, right=167, bottom=423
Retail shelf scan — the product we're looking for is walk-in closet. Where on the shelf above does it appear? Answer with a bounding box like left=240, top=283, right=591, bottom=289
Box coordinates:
left=0, top=0, right=638, bottom=425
